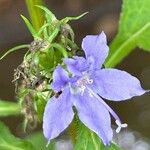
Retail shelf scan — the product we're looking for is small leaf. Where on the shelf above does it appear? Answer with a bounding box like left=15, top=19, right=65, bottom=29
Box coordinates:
left=34, top=49, right=54, bottom=71
left=36, top=6, right=60, bottom=41
left=21, top=15, right=38, bottom=39
left=61, top=12, right=88, bottom=24
left=61, top=24, right=75, bottom=42
left=0, top=44, right=30, bottom=60
left=36, top=5, right=57, bottom=23
left=48, top=26, right=60, bottom=43
left=34, top=91, right=49, bottom=121
left=37, top=23, right=51, bottom=36
left=0, top=121, right=36, bottom=150
left=105, top=0, right=150, bottom=67
left=51, top=43, right=68, bottom=58
left=43, top=22, right=49, bottom=39
left=74, top=122, right=122, bottom=150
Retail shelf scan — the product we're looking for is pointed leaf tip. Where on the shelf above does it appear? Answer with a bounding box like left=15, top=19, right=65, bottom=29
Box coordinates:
left=35, top=5, right=57, bottom=22
left=21, top=15, right=38, bottom=38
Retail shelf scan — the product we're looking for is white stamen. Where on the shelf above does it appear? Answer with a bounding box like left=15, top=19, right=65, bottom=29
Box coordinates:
left=116, top=126, right=121, bottom=133
left=88, top=79, right=93, bottom=84
left=115, top=120, right=128, bottom=133
left=88, top=91, right=94, bottom=97
left=80, top=86, right=86, bottom=95
left=75, top=74, right=93, bottom=96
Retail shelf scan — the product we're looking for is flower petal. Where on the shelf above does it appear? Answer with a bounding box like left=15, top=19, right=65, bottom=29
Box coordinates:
left=64, top=56, right=88, bottom=75
left=81, top=31, right=109, bottom=69
left=51, top=65, right=69, bottom=91
left=73, top=90, right=113, bottom=145
left=43, top=89, right=74, bottom=144
left=91, top=69, right=147, bottom=101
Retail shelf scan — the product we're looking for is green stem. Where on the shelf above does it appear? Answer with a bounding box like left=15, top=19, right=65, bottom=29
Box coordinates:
left=25, top=0, right=45, bottom=32
left=0, top=100, right=21, bottom=116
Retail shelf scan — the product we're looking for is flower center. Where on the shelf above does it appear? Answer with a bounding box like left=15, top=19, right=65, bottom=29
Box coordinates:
left=70, top=74, right=93, bottom=95
left=77, top=74, right=93, bottom=85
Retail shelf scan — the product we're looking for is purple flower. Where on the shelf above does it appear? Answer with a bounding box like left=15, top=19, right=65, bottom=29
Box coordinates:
left=43, top=32, right=147, bottom=145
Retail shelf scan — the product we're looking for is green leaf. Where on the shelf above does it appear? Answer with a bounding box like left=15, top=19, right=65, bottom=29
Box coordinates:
left=0, top=100, right=21, bottom=116
left=0, top=44, right=30, bottom=60
left=37, top=22, right=50, bottom=36
left=48, top=26, right=60, bottom=43
left=61, top=12, right=88, bottom=24
left=74, top=123, right=122, bottom=150
left=51, top=43, right=68, bottom=58
left=27, top=132, right=55, bottom=150
left=21, top=15, right=38, bottom=39
left=36, top=6, right=59, bottom=41
left=36, top=5, right=57, bottom=23
left=105, top=0, right=150, bottom=67
left=34, top=91, right=49, bottom=121
left=0, top=121, right=36, bottom=150
left=34, top=49, right=54, bottom=71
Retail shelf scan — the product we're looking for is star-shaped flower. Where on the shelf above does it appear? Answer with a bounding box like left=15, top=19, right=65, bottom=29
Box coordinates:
left=43, top=32, right=147, bottom=145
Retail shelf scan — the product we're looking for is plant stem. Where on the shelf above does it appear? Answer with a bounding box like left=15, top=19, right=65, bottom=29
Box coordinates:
left=0, top=100, right=21, bottom=116
left=25, top=0, right=45, bottom=32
